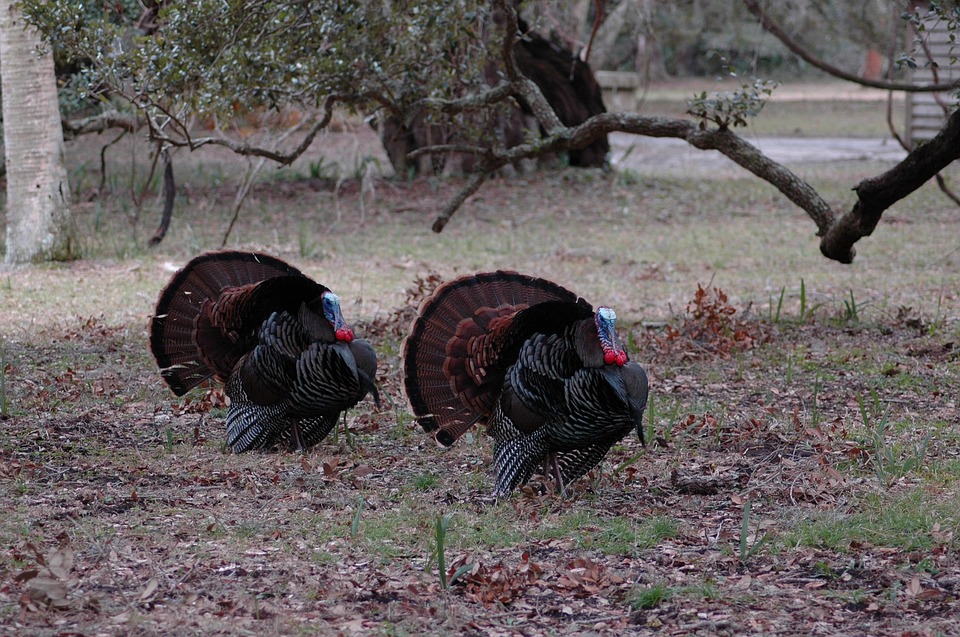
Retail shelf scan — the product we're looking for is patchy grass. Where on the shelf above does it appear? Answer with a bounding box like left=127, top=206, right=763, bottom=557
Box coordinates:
left=1, top=92, right=960, bottom=635
left=786, top=487, right=960, bottom=553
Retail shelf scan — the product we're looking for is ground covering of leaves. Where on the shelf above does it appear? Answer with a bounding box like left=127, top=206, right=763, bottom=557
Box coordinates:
left=1, top=273, right=957, bottom=636
left=2, top=109, right=960, bottom=634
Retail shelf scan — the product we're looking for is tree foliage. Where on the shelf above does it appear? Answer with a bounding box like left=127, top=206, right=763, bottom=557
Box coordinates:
left=26, top=1, right=488, bottom=134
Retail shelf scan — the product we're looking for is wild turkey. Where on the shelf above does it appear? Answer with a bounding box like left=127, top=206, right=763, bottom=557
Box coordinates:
left=150, top=251, right=379, bottom=452
left=403, top=270, right=648, bottom=496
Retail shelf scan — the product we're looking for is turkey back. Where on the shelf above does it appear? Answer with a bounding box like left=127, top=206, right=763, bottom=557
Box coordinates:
left=403, top=270, right=591, bottom=446
left=151, top=251, right=328, bottom=396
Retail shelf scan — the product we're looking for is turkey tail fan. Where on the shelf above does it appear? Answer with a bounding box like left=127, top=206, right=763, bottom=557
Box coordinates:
left=150, top=251, right=324, bottom=396
left=403, top=270, right=591, bottom=446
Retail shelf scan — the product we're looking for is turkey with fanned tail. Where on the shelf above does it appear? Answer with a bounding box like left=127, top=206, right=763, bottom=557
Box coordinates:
left=403, top=270, right=648, bottom=496
left=150, top=251, right=379, bottom=452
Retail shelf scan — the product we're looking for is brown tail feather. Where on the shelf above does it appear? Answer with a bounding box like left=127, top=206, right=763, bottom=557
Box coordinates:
left=151, top=251, right=321, bottom=396
left=403, top=270, right=589, bottom=446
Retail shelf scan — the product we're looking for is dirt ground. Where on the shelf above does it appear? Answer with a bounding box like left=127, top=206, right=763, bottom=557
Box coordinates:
left=1, top=83, right=959, bottom=636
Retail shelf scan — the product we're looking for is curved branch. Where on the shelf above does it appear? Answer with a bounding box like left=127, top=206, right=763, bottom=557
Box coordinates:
left=419, top=80, right=514, bottom=114
left=424, top=0, right=958, bottom=265
left=144, top=94, right=339, bottom=165
left=148, top=148, right=175, bottom=247
left=431, top=167, right=497, bottom=232
left=428, top=101, right=960, bottom=266
left=426, top=109, right=838, bottom=239
left=493, top=0, right=564, bottom=134
left=533, top=113, right=835, bottom=234
left=62, top=111, right=141, bottom=139
left=408, top=143, right=491, bottom=160
left=821, top=107, right=960, bottom=262
left=742, top=0, right=960, bottom=93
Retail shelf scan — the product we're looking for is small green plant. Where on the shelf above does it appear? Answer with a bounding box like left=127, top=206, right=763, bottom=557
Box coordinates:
left=0, top=342, right=8, bottom=418
left=164, top=427, right=175, bottom=452
left=665, top=400, right=684, bottom=441
left=353, top=154, right=381, bottom=181
left=643, top=390, right=656, bottom=445
left=613, top=450, right=646, bottom=478
left=738, top=499, right=769, bottom=565
left=684, top=579, right=720, bottom=601
left=413, top=473, right=440, bottom=491
left=769, top=286, right=786, bottom=323
left=840, top=290, right=860, bottom=324
left=629, top=582, right=673, bottom=610
left=859, top=393, right=931, bottom=486
left=799, top=278, right=808, bottom=322
left=814, top=560, right=838, bottom=579
left=430, top=513, right=472, bottom=590
left=308, top=157, right=333, bottom=180
left=350, top=495, right=364, bottom=539
left=297, top=220, right=317, bottom=258
left=330, top=413, right=355, bottom=448
left=617, top=167, right=643, bottom=187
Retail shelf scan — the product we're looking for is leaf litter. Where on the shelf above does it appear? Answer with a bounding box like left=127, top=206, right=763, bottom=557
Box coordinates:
left=1, top=257, right=959, bottom=634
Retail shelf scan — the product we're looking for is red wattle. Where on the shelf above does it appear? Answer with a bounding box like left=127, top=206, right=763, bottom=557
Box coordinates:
left=617, top=351, right=627, bottom=366
left=604, top=350, right=617, bottom=365
left=336, top=328, right=354, bottom=342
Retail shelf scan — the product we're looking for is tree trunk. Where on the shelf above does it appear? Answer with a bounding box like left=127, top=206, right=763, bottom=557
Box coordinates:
left=0, top=0, right=74, bottom=264
left=378, top=19, right=609, bottom=177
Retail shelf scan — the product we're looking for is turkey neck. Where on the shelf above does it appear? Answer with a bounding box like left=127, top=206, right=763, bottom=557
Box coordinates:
left=298, top=301, right=337, bottom=342
left=572, top=319, right=606, bottom=367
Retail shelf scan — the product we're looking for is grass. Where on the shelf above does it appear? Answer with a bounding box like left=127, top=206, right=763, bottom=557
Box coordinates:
left=628, top=578, right=720, bottom=612
left=786, top=488, right=960, bottom=553
left=629, top=582, right=673, bottom=610
left=531, top=512, right=680, bottom=555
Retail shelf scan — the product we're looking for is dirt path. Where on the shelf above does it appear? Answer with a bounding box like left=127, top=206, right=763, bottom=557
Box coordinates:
left=610, top=133, right=907, bottom=175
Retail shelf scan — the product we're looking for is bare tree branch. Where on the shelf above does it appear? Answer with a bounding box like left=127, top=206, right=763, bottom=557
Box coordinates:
left=494, top=0, right=564, bottom=134
left=62, top=112, right=141, bottom=139
left=409, top=144, right=492, bottom=160
left=140, top=94, right=340, bottom=166
left=741, top=0, right=960, bottom=93
left=581, top=0, right=604, bottom=63
left=414, top=0, right=960, bottom=265
left=822, top=107, right=960, bottom=262
left=419, top=80, right=514, bottom=114
left=423, top=75, right=960, bottom=265
left=432, top=168, right=495, bottom=232
left=148, top=148, right=175, bottom=247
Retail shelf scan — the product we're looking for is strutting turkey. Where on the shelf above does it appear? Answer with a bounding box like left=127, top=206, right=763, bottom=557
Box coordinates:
left=150, top=251, right=379, bottom=452
left=403, top=270, right=648, bottom=496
